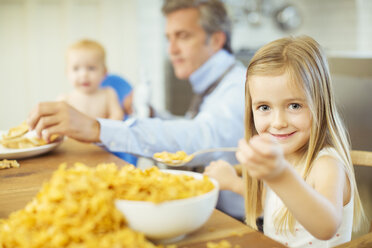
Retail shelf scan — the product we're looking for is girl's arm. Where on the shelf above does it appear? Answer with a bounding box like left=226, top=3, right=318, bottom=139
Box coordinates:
left=236, top=136, right=348, bottom=240
left=267, top=157, right=347, bottom=240
left=204, top=160, right=245, bottom=196
left=106, top=88, right=124, bottom=120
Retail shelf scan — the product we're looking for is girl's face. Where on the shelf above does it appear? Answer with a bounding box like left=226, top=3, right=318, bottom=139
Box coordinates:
left=249, top=72, right=312, bottom=159
left=67, top=49, right=106, bottom=94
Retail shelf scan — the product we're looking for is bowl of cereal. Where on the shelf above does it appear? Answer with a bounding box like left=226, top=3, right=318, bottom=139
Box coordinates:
left=115, top=169, right=219, bottom=243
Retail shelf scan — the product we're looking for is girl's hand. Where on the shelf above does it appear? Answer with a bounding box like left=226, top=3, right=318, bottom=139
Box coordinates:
left=236, top=134, right=289, bottom=181
left=204, top=160, right=239, bottom=191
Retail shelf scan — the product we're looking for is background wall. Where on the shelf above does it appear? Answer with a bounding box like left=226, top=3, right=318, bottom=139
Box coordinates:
left=0, top=0, right=165, bottom=130
left=228, top=0, right=372, bottom=52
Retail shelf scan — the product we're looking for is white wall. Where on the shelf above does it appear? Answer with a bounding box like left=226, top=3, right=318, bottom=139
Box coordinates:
left=229, top=0, right=372, bottom=54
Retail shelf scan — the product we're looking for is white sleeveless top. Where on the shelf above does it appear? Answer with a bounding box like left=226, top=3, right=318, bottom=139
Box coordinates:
left=263, top=148, right=354, bottom=248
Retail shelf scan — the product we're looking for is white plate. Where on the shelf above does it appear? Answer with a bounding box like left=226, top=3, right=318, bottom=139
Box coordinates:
left=0, top=131, right=63, bottom=159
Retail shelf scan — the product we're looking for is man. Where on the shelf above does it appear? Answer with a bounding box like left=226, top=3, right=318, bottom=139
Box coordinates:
left=28, top=0, right=246, bottom=220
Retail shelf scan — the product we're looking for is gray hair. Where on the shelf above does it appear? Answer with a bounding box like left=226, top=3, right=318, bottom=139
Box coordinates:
left=162, top=0, right=232, bottom=53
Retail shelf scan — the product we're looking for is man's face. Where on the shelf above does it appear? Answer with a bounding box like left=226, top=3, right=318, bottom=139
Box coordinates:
left=165, top=8, right=216, bottom=80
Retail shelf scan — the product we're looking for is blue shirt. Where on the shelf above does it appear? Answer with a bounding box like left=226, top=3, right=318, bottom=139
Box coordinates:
left=98, top=50, right=246, bottom=220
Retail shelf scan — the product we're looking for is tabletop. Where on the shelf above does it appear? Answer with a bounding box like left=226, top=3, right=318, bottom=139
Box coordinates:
left=2, top=139, right=368, bottom=247
left=334, top=231, right=372, bottom=248
left=0, top=138, right=286, bottom=247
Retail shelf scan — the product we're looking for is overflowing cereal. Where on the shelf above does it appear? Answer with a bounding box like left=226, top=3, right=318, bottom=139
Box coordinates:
left=114, top=164, right=214, bottom=202
left=0, top=163, right=214, bottom=247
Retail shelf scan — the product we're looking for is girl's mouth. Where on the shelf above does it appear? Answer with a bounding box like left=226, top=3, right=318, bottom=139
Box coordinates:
left=271, top=132, right=296, bottom=140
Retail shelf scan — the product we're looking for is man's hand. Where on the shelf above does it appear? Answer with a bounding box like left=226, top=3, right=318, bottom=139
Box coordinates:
left=27, top=101, right=101, bottom=143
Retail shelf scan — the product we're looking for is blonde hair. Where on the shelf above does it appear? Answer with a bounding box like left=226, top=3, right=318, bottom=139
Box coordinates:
left=67, top=39, right=106, bottom=66
left=243, top=35, right=365, bottom=234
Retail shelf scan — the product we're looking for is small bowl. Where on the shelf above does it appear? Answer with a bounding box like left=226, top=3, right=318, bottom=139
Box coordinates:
left=115, top=169, right=219, bottom=243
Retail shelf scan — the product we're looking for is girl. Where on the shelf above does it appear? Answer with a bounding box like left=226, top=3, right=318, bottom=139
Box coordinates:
left=204, top=35, right=366, bottom=247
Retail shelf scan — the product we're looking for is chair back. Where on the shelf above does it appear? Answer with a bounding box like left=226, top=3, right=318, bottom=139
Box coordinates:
left=351, top=150, right=372, bottom=167
left=351, top=150, right=372, bottom=233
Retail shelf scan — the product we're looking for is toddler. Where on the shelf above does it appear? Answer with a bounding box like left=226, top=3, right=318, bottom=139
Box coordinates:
left=58, top=39, right=123, bottom=120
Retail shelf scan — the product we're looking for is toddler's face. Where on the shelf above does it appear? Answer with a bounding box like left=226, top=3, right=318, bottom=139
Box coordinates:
left=67, top=49, right=106, bottom=94
left=249, top=72, right=312, bottom=160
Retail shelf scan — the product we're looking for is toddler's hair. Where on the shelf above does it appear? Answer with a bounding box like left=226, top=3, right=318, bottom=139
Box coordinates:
left=67, top=39, right=106, bottom=65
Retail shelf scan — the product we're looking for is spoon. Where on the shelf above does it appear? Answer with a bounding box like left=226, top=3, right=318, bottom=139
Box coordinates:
left=153, top=147, right=238, bottom=167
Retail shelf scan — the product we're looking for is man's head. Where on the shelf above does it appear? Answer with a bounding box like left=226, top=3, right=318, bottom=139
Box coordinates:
left=66, top=40, right=107, bottom=94
left=162, top=0, right=232, bottom=79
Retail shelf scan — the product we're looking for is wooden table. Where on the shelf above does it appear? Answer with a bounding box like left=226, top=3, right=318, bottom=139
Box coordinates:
left=8, top=138, right=368, bottom=247
left=175, top=209, right=284, bottom=247
left=0, top=139, right=284, bottom=247
left=334, top=232, right=372, bottom=248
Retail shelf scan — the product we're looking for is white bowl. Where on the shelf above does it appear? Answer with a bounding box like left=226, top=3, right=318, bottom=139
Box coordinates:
left=115, top=169, right=219, bottom=242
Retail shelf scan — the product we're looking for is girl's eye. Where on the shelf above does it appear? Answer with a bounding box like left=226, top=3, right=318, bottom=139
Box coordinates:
left=88, top=66, right=96, bottom=71
left=289, top=103, right=301, bottom=110
left=258, top=105, right=270, bottom=111
left=73, top=66, right=79, bottom=71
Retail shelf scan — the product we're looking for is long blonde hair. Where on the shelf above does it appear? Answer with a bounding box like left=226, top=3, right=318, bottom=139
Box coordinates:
left=243, top=35, right=365, bottom=233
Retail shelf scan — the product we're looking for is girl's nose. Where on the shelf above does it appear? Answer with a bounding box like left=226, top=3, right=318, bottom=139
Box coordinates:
left=272, top=110, right=288, bottom=129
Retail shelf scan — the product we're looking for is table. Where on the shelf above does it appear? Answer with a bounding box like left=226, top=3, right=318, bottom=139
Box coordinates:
left=7, top=139, right=369, bottom=247
left=175, top=209, right=284, bottom=247
left=334, top=232, right=372, bottom=248
left=0, top=139, right=284, bottom=247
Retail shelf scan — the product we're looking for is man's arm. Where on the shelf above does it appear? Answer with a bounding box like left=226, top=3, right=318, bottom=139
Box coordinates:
left=99, top=82, right=245, bottom=159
